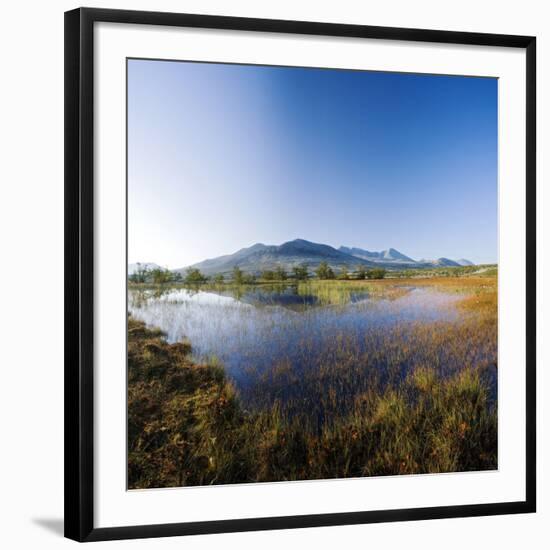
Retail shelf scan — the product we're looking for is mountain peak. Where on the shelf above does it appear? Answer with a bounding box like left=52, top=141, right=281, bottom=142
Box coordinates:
left=380, top=248, right=414, bottom=261
left=245, top=242, right=267, bottom=251
left=288, top=238, right=310, bottom=244
left=340, top=246, right=415, bottom=263
left=282, top=238, right=324, bottom=249
left=457, top=258, right=474, bottom=266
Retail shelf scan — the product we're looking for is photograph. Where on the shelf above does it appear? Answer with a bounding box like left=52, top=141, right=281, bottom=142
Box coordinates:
left=126, top=58, right=498, bottom=490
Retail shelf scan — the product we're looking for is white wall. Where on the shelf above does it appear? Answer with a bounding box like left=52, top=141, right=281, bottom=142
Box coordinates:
left=0, top=0, right=546, bottom=548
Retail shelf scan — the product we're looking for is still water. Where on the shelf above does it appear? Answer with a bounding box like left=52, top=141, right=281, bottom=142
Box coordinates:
left=128, top=284, right=461, bottom=386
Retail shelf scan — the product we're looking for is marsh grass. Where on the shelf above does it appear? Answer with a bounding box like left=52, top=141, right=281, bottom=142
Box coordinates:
left=296, top=279, right=409, bottom=306
left=128, top=276, right=497, bottom=488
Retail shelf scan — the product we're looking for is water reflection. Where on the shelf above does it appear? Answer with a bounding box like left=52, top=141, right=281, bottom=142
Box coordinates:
left=128, top=284, right=461, bottom=386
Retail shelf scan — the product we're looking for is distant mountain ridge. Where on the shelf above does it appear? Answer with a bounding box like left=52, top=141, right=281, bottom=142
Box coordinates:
left=339, top=246, right=415, bottom=263
left=128, top=262, right=162, bottom=275
left=431, top=258, right=462, bottom=267
left=172, top=239, right=474, bottom=276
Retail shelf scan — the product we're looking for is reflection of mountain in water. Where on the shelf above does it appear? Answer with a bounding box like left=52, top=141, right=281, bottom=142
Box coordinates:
left=239, top=287, right=320, bottom=310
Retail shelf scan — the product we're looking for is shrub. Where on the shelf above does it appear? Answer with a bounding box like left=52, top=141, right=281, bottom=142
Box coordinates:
left=275, top=266, right=288, bottom=281
left=315, top=261, right=334, bottom=280
left=356, top=265, right=367, bottom=280
left=184, top=268, right=207, bottom=284
left=367, top=268, right=386, bottom=280
left=292, top=264, right=309, bottom=280
left=213, top=273, right=224, bottom=285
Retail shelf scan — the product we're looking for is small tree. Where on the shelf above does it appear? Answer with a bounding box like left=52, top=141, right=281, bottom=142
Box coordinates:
left=232, top=266, right=244, bottom=285
left=261, top=270, right=276, bottom=281
left=292, top=264, right=309, bottom=281
left=356, top=265, right=367, bottom=280
left=213, top=273, right=224, bottom=285
left=130, top=262, right=149, bottom=283
left=275, top=266, right=288, bottom=281
left=367, top=268, right=386, bottom=280
left=316, top=261, right=334, bottom=280
left=338, top=265, right=349, bottom=280
left=184, top=268, right=207, bottom=284
left=151, top=267, right=172, bottom=284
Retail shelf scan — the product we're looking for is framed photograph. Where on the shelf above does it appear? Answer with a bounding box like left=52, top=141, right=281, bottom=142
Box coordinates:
left=65, top=7, right=536, bottom=542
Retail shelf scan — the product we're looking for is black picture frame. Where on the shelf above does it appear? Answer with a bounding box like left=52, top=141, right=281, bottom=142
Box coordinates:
left=65, top=7, right=536, bottom=542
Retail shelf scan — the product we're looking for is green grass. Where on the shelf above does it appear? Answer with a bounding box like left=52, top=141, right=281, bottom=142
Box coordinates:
left=295, top=279, right=410, bottom=305
left=128, top=274, right=498, bottom=488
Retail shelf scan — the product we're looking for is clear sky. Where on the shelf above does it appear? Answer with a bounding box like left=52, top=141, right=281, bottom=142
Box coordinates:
left=128, top=59, right=497, bottom=268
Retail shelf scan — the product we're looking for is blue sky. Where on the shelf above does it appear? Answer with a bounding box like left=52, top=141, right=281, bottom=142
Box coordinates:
left=128, top=59, right=497, bottom=268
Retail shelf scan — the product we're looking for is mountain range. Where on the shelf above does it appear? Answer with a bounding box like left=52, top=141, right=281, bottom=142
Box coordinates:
left=128, top=262, right=162, bottom=275
left=169, top=239, right=474, bottom=276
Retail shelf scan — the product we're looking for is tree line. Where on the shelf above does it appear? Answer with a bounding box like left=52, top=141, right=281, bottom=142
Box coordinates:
left=129, top=262, right=386, bottom=285
left=129, top=265, right=182, bottom=284
left=315, top=261, right=386, bottom=280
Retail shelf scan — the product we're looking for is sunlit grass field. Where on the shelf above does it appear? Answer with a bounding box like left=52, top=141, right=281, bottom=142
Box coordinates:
left=128, top=276, right=497, bottom=489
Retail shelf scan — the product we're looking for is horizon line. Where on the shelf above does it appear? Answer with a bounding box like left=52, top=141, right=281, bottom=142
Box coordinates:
left=128, top=237, right=496, bottom=270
